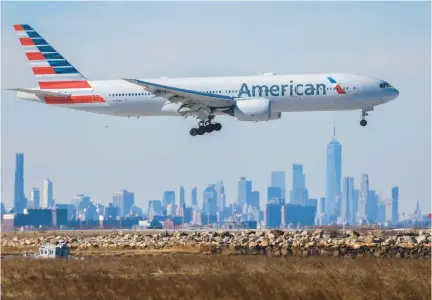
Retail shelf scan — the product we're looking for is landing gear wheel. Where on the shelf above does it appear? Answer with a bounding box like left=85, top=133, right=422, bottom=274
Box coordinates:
left=204, top=120, right=211, bottom=126
left=214, top=123, right=222, bottom=131
left=198, top=121, right=205, bottom=127
left=197, top=126, right=206, bottom=135
left=190, top=128, right=198, bottom=136
left=360, top=119, right=367, bottom=127
left=206, top=124, right=215, bottom=133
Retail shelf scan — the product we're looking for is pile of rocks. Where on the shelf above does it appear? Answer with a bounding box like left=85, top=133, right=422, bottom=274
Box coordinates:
left=2, top=229, right=431, bottom=258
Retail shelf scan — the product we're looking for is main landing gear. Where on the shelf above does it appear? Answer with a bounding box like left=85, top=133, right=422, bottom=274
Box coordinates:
left=190, top=119, right=222, bottom=136
left=360, top=109, right=368, bottom=127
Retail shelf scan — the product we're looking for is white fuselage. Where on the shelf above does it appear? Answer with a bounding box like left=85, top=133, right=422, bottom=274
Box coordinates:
left=17, top=72, right=399, bottom=118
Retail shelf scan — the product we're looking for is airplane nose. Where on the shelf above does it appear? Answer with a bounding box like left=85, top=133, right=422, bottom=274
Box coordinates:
left=382, top=87, right=399, bottom=102
left=391, top=88, right=399, bottom=100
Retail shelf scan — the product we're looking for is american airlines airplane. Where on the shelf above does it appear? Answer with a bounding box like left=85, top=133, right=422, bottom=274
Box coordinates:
left=9, top=24, right=399, bottom=136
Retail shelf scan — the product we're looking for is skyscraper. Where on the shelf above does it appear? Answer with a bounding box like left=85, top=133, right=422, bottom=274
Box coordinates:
left=366, top=190, right=378, bottom=223
left=290, top=164, right=307, bottom=205
left=342, top=177, right=354, bottom=224
left=113, top=190, right=135, bottom=217
left=14, top=153, right=26, bottom=214
left=377, top=196, right=386, bottom=224
left=237, top=177, right=252, bottom=209
left=267, top=186, right=283, bottom=202
left=30, top=188, right=40, bottom=209
left=179, top=186, right=185, bottom=206
left=391, top=187, right=399, bottom=223
left=358, top=174, right=369, bottom=222
left=191, top=187, right=197, bottom=206
left=249, top=191, right=260, bottom=208
left=271, top=171, right=286, bottom=200
left=162, top=191, right=175, bottom=207
left=352, top=189, right=359, bottom=224
left=42, top=178, right=53, bottom=208
left=325, top=124, right=342, bottom=223
left=203, top=185, right=217, bottom=215
left=215, top=181, right=225, bottom=211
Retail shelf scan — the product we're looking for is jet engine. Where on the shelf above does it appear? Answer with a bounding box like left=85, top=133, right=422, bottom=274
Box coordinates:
left=230, top=98, right=281, bottom=121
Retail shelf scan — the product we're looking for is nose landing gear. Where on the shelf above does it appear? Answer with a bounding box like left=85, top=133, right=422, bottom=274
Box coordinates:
left=360, top=108, right=371, bottom=127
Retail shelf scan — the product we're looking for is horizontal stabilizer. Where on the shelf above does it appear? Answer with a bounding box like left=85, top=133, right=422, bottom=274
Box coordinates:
left=7, top=88, right=71, bottom=97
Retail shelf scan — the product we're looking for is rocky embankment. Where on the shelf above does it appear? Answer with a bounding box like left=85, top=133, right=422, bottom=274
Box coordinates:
left=2, top=229, right=431, bottom=258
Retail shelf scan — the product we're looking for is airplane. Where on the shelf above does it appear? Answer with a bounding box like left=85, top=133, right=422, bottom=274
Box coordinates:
left=8, top=24, right=399, bottom=136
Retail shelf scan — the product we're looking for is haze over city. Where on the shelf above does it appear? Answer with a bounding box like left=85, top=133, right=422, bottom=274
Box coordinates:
left=1, top=1, right=430, bottom=216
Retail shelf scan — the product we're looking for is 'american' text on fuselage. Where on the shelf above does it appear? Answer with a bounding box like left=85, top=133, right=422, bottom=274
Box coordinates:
left=238, top=82, right=327, bottom=98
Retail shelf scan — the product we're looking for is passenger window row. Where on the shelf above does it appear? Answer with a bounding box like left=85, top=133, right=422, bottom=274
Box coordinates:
left=109, top=93, right=152, bottom=97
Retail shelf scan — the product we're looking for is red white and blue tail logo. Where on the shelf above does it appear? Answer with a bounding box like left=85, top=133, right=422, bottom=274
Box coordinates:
left=327, top=76, right=346, bottom=95
left=14, top=24, right=91, bottom=90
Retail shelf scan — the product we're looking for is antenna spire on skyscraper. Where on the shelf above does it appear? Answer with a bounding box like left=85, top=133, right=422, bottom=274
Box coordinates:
left=333, top=121, right=336, bottom=141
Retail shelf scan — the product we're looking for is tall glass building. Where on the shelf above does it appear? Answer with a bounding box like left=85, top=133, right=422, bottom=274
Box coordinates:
left=325, top=124, right=342, bottom=223
left=14, top=153, right=26, bottom=214
left=290, top=164, right=307, bottom=205
left=271, top=171, right=286, bottom=200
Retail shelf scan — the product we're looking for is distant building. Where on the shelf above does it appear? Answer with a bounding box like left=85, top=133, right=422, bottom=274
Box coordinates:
left=30, top=188, right=40, bottom=209
left=166, top=204, right=176, bottom=216
left=148, top=200, right=162, bottom=216
left=2, top=214, right=15, bottom=230
left=55, top=204, right=76, bottom=221
left=179, top=186, right=185, bottom=207
left=264, top=203, right=282, bottom=228
left=271, top=171, right=286, bottom=200
left=282, top=204, right=316, bottom=227
left=42, top=179, right=54, bottom=208
left=113, top=190, right=134, bottom=217
left=237, top=177, right=252, bottom=210
left=342, top=177, right=354, bottom=224
left=249, top=191, right=260, bottom=209
left=366, top=190, right=378, bottom=223
left=392, top=187, right=399, bottom=223
left=306, top=198, right=317, bottom=208
left=104, top=203, right=118, bottom=220
left=358, top=174, right=369, bottom=222
left=163, top=191, right=175, bottom=208
left=267, top=186, right=282, bottom=203
left=377, top=197, right=386, bottom=223
left=14, top=153, right=26, bottom=214
left=203, top=185, right=217, bottom=215
left=290, top=164, right=308, bottom=206
left=191, top=187, right=197, bottom=206
left=325, top=124, right=342, bottom=223
left=215, top=181, right=226, bottom=211
left=52, top=208, right=68, bottom=227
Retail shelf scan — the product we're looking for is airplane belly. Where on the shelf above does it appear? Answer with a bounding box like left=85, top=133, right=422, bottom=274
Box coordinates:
left=273, top=95, right=367, bottom=112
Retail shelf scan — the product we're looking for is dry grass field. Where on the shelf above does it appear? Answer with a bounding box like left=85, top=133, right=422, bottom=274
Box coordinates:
left=1, top=254, right=430, bottom=300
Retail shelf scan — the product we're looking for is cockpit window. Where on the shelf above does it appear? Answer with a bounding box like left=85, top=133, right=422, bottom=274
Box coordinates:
left=380, top=83, right=392, bottom=88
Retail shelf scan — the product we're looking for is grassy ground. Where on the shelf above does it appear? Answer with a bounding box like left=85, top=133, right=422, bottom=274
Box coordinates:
left=1, top=255, right=430, bottom=300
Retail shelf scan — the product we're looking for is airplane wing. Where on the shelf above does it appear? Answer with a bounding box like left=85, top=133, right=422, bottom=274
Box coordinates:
left=122, top=78, right=235, bottom=109
left=7, top=88, right=72, bottom=97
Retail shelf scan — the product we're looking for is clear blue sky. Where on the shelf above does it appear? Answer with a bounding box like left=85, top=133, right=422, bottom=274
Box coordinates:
left=1, top=1, right=430, bottom=216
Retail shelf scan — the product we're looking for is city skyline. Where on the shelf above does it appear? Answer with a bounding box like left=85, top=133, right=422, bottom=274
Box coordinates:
left=3, top=144, right=423, bottom=219
left=1, top=2, right=430, bottom=215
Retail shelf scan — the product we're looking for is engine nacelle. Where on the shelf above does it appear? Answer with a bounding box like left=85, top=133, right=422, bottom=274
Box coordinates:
left=233, top=98, right=281, bottom=121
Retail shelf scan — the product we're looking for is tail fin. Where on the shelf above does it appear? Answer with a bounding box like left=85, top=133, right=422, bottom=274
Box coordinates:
left=13, top=24, right=91, bottom=90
